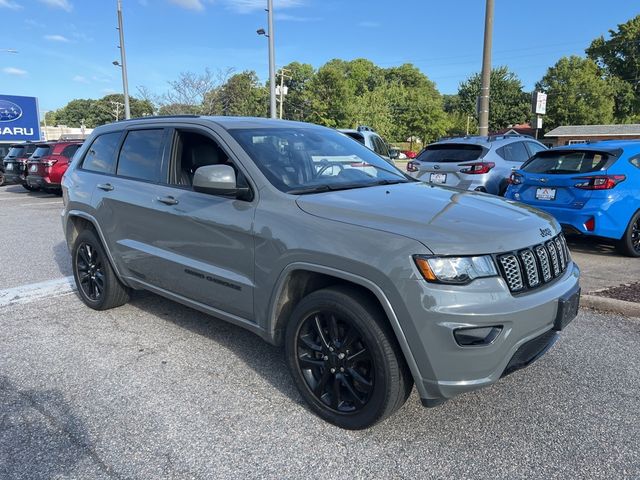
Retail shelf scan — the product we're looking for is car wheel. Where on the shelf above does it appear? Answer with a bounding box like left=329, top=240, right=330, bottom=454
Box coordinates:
left=0, top=172, right=5, bottom=187
left=22, top=183, right=39, bottom=192
left=285, top=286, right=413, bottom=430
left=617, top=210, right=640, bottom=257
left=72, top=229, right=130, bottom=310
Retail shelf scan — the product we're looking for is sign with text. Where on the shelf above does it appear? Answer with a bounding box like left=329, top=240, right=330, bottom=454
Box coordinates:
left=532, top=91, right=547, bottom=115
left=0, top=94, right=41, bottom=142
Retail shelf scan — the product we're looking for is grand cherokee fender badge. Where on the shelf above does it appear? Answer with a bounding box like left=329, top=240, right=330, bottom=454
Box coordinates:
left=540, top=227, right=553, bottom=238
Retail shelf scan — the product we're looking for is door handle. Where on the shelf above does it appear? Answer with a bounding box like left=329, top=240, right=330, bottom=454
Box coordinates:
left=157, top=196, right=179, bottom=206
left=97, top=183, right=114, bottom=191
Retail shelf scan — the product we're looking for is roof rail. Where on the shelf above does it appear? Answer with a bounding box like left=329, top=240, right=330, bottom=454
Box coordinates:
left=487, top=133, right=534, bottom=141
left=114, top=114, right=201, bottom=123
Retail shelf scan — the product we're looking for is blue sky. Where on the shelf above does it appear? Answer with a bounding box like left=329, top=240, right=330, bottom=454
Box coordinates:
left=1, top=0, right=638, bottom=112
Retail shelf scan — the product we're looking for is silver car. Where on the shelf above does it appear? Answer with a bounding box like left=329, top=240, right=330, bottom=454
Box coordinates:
left=61, top=117, right=580, bottom=429
left=407, top=134, right=547, bottom=195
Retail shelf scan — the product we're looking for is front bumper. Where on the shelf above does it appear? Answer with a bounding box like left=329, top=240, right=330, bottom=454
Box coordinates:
left=396, top=262, right=580, bottom=404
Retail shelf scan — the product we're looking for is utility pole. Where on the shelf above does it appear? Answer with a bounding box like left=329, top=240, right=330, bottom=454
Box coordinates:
left=110, top=101, right=124, bottom=121
left=117, top=0, right=131, bottom=119
left=478, top=0, right=494, bottom=137
left=277, top=68, right=291, bottom=119
left=267, top=0, right=276, bottom=119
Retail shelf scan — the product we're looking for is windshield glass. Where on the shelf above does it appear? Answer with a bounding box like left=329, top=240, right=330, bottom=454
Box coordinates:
left=31, top=146, right=52, bottom=159
left=522, top=150, right=616, bottom=174
left=416, top=143, right=484, bottom=163
left=229, top=127, right=410, bottom=194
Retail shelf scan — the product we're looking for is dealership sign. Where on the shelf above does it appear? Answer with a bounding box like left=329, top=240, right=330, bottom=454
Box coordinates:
left=0, top=94, right=41, bottom=142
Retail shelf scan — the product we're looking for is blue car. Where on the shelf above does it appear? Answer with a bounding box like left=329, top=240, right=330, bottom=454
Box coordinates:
left=505, top=141, right=640, bottom=257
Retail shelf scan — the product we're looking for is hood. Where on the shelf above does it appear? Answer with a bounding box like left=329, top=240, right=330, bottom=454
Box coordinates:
left=295, top=182, right=560, bottom=256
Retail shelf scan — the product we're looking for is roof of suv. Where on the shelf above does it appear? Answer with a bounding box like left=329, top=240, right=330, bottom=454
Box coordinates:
left=105, top=115, right=314, bottom=131
left=433, top=134, right=537, bottom=148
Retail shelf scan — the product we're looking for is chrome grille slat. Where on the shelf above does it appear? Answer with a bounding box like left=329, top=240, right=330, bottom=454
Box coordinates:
left=498, top=234, right=570, bottom=294
left=520, top=249, right=540, bottom=287
left=546, top=241, right=561, bottom=277
left=498, top=254, right=524, bottom=292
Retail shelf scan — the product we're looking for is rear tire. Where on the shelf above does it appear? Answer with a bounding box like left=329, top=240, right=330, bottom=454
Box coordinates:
left=284, top=286, right=413, bottom=430
left=0, top=172, right=5, bottom=187
left=22, top=183, right=39, bottom=192
left=72, top=229, right=130, bottom=310
left=617, top=210, right=640, bottom=257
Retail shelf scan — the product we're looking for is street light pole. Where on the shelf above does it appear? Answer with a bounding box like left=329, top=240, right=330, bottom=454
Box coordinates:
left=267, top=0, right=276, bottom=119
left=478, top=0, right=494, bottom=137
left=117, top=0, right=131, bottom=120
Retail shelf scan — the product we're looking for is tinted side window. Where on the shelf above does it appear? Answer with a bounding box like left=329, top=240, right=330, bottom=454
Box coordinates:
left=116, top=129, right=165, bottom=182
left=630, top=155, right=640, bottom=169
left=498, top=142, right=530, bottom=162
left=82, top=133, right=122, bottom=173
left=525, top=141, right=547, bottom=157
left=62, top=144, right=81, bottom=159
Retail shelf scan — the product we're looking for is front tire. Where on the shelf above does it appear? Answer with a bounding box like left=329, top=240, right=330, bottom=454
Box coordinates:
left=285, top=286, right=413, bottom=429
left=72, top=229, right=130, bottom=310
left=617, top=210, right=640, bottom=257
left=22, top=183, right=39, bottom=192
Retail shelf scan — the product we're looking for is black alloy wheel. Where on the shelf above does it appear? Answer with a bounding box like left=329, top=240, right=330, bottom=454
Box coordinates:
left=75, top=242, right=105, bottom=302
left=618, top=211, right=640, bottom=257
left=296, top=311, right=374, bottom=413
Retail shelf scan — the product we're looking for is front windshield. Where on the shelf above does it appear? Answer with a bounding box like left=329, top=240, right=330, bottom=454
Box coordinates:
left=229, top=127, right=410, bottom=194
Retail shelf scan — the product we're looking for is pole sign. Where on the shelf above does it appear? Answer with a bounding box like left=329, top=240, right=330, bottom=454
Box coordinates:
left=532, top=91, right=547, bottom=115
left=0, top=94, right=41, bottom=142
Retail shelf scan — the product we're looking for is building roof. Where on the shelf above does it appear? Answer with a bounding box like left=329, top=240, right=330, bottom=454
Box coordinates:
left=545, top=124, right=640, bottom=137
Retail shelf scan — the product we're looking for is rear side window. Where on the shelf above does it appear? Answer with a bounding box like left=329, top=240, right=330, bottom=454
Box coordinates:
left=116, top=129, right=165, bottom=182
left=525, top=141, right=547, bottom=156
left=341, top=132, right=365, bottom=145
left=497, top=142, right=530, bottom=163
left=416, top=144, right=483, bottom=163
left=630, top=156, right=640, bottom=169
left=62, top=144, right=81, bottom=159
left=83, top=132, right=122, bottom=174
left=372, top=135, right=389, bottom=157
left=522, top=150, right=616, bottom=174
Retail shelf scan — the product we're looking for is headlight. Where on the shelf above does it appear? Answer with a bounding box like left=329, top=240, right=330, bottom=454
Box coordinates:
left=414, top=255, right=498, bottom=285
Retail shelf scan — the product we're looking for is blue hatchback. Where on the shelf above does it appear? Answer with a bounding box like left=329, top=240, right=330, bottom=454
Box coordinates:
left=505, top=141, right=640, bottom=257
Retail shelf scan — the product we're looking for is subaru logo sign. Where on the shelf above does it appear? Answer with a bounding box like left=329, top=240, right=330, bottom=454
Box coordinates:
left=0, top=99, right=23, bottom=122
left=0, top=94, right=41, bottom=142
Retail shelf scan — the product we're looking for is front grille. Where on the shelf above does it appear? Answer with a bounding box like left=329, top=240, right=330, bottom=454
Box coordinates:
left=497, top=234, right=571, bottom=294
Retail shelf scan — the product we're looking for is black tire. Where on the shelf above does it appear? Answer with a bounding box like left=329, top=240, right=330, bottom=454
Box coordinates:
left=22, top=183, right=39, bottom=192
left=617, top=210, right=640, bottom=257
left=285, top=286, right=413, bottom=430
left=0, top=172, right=5, bottom=187
left=72, top=229, right=130, bottom=310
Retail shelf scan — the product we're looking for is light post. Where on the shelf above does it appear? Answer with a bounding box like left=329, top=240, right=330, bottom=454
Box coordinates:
left=478, top=0, right=494, bottom=136
left=257, top=0, right=277, bottom=119
left=115, top=0, right=131, bottom=119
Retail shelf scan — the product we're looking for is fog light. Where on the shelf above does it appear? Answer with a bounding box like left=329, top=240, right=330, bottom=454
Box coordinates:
left=454, top=326, right=502, bottom=346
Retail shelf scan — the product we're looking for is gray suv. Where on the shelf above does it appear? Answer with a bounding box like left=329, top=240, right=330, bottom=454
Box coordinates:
left=407, top=134, right=547, bottom=195
left=61, top=116, right=580, bottom=429
left=339, top=126, right=399, bottom=164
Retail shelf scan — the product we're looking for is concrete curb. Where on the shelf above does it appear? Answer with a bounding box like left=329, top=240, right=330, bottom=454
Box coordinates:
left=581, top=294, right=640, bottom=319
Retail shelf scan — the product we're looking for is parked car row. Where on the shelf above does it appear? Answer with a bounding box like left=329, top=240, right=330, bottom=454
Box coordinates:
left=404, top=133, right=639, bottom=257
left=1, top=140, right=82, bottom=193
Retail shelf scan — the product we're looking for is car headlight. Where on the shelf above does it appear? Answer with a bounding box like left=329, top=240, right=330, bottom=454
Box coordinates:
left=414, top=255, right=498, bottom=285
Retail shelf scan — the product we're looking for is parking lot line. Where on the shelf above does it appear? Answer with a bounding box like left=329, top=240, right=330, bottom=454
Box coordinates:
left=20, top=201, right=63, bottom=206
left=0, top=276, right=76, bottom=308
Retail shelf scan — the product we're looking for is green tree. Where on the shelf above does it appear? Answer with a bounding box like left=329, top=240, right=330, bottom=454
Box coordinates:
left=587, top=15, right=640, bottom=119
left=536, top=56, right=615, bottom=130
left=281, top=62, right=315, bottom=121
left=208, top=71, right=267, bottom=117
left=307, top=60, right=355, bottom=128
left=46, top=94, right=153, bottom=128
left=457, top=66, right=530, bottom=132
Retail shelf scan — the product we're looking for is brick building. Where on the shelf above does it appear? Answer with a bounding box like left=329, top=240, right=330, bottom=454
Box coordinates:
left=544, top=124, right=640, bottom=147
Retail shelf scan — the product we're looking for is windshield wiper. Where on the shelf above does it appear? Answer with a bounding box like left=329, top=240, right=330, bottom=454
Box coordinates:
left=288, top=179, right=410, bottom=195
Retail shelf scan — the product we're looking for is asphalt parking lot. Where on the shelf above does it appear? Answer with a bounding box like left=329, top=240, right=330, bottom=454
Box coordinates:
left=1, top=186, right=639, bottom=479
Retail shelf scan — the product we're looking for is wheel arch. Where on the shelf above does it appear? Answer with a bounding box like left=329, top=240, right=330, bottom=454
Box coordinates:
left=267, top=262, right=427, bottom=398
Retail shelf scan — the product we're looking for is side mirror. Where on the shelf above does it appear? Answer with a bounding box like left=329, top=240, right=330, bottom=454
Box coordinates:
left=389, top=148, right=400, bottom=160
left=193, top=164, right=249, bottom=198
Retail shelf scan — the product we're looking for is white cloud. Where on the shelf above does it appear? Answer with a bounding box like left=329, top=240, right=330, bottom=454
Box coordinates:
left=3, top=67, right=27, bottom=76
left=276, top=13, right=319, bottom=22
left=44, top=34, right=70, bottom=42
left=228, top=0, right=303, bottom=13
left=39, top=0, right=72, bottom=11
left=0, top=0, right=22, bottom=10
left=25, top=18, right=45, bottom=27
left=168, top=0, right=204, bottom=10
left=73, top=75, right=88, bottom=83
left=358, top=21, right=380, bottom=28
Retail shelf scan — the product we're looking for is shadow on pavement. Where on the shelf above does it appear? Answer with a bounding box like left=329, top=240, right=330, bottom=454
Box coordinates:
left=127, top=291, right=304, bottom=407
left=0, top=375, right=117, bottom=479
left=53, top=241, right=73, bottom=278
left=565, top=235, right=618, bottom=257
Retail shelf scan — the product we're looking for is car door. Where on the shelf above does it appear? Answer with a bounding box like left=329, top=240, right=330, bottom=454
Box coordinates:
left=129, top=125, right=257, bottom=320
